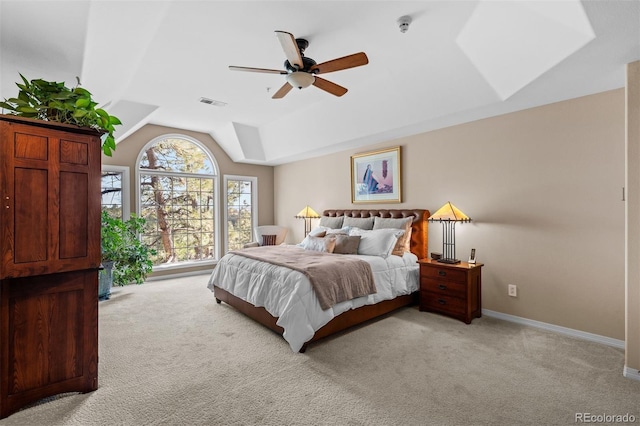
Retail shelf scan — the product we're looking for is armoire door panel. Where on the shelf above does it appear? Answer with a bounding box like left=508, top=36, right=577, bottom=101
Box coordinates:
left=6, top=273, right=87, bottom=395
left=13, top=168, right=47, bottom=264
left=14, top=133, right=48, bottom=161
left=59, top=171, right=88, bottom=259
left=60, top=139, right=88, bottom=166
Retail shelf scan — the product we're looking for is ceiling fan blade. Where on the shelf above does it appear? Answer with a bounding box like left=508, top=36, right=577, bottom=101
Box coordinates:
left=312, top=52, right=369, bottom=74
left=229, top=66, right=287, bottom=75
left=312, top=77, right=348, bottom=97
left=272, top=82, right=293, bottom=99
left=275, top=30, right=303, bottom=70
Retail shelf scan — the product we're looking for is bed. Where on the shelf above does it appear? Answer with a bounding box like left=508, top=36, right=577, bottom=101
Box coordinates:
left=208, top=209, right=429, bottom=352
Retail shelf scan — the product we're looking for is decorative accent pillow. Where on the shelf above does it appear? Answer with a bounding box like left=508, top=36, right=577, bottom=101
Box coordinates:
left=348, top=228, right=404, bottom=257
left=261, top=234, right=277, bottom=246
left=308, top=227, right=328, bottom=237
left=343, top=216, right=374, bottom=230
left=310, top=225, right=350, bottom=237
left=331, top=234, right=361, bottom=255
left=319, top=216, right=344, bottom=229
left=300, top=235, right=336, bottom=253
left=373, top=216, right=413, bottom=255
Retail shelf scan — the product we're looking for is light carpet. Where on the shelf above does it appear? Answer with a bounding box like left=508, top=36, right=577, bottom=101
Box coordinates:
left=1, top=274, right=639, bottom=426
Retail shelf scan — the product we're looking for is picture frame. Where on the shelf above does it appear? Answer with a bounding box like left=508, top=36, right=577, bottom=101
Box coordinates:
left=350, top=146, right=402, bottom=204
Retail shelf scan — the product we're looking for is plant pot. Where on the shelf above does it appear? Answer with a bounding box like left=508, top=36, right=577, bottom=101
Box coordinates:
left=98, top=261, right=114, bottom=300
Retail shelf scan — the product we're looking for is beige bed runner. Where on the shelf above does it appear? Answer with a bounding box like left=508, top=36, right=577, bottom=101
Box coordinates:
left=230, top=246, right=377, bottom=310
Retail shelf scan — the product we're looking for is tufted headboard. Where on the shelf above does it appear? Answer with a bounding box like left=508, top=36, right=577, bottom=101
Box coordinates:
left=322, top=209, right=430, bottom=260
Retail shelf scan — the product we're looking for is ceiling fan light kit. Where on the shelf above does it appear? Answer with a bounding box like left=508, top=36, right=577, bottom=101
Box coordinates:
left=286, top=71, right=315, bottom=89
left=229, top=30, right=368, bottom=99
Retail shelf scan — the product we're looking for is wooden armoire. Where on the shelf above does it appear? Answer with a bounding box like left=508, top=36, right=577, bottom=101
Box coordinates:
left=0, top=114, right=101, bottom=418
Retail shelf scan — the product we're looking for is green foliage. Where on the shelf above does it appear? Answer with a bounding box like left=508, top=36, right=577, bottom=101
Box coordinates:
left=101, top=211, right=156, bottom=286
left=227, top=179, right=254, bottom=250
left=0, top=74, right=121, bottom=156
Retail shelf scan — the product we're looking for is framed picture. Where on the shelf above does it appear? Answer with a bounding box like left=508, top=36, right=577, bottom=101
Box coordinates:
left=351, top=146, right=402, bottom=203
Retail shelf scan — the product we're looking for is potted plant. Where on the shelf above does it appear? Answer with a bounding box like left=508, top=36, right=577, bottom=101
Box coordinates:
left=0, top=74, right=121, bottom=156
left=100, top=211, right=156, bottom=300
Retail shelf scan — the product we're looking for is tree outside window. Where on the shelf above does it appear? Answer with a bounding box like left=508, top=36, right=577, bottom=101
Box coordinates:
left=102, top=167, right=128, bottom=220
left=138, top=136, right=217, bottom=265
left=226, top=177, right=256, bottom=251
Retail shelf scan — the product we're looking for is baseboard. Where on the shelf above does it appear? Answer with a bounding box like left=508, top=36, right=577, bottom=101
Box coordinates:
left=146, top=270, right=212, bottom=282
left=623, top=366, right=640, bottom=381
left=482, top=309, right=625, bottom=349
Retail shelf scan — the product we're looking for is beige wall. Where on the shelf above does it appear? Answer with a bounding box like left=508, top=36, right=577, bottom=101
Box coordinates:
left=102, top=124, right=275, bottom=277
left=626, top=61, right=640, bottom=372
left=275, top=89, right=626, bottom=340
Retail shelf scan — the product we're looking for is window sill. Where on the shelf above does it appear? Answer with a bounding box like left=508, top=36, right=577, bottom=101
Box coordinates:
left=152, top=259, right=217, bottom=272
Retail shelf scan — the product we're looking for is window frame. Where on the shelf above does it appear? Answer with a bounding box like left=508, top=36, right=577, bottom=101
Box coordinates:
left=135, top=134, right=220, bottom=271
left=101, top=165, right=131, bottom=220
left=224, top=175, right=258, bottom=253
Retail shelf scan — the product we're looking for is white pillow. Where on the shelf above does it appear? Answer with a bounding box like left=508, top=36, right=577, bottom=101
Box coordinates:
left=348, top=228, right=404, bottom=257
left=300, top=235, right=336, bottom=253
left=326, top=226, right=350, bottom=235
left=373, top=216, right=414, bottom=256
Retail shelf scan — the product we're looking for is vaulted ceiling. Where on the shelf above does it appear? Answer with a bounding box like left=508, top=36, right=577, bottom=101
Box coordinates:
left=1, top=1, right=638, bottom=165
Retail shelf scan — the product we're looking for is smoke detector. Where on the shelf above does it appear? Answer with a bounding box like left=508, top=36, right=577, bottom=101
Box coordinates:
left=199, top=97, right=227, bottom=107
left=398, top=16, right=412, bottom=33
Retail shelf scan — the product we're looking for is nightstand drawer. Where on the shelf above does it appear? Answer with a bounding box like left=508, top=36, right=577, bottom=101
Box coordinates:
left=420, top=278, right=466, bottom=298
left=420, top=265, right=467, bottom=283
left=421, top=292, right=466, bottom=315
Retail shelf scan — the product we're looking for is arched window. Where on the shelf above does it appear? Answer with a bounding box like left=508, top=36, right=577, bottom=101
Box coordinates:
left=137, top=135, right=219, bottom=267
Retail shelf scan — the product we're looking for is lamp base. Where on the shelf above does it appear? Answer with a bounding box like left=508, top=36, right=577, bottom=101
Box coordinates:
left=437, top=258, right=461, bottom=264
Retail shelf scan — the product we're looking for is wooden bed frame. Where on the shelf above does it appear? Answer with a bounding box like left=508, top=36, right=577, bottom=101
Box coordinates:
left=214, top=208, right=430, bottom=352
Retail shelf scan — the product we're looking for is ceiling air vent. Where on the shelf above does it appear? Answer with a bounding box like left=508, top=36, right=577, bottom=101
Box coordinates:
left=199, top=97, right=227, bottom=107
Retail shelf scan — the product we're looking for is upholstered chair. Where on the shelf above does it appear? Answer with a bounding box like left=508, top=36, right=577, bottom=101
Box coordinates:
left=243, top=225, right=288, bottom=248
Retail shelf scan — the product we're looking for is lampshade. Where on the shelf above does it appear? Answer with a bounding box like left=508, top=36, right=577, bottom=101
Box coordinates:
left=286, top=71, right=315, bottom=89
left=295, top=205, right=320, bottom=219
left=428, top=202, right=471, bottom=264
left=295, top=205, right=320, bottom=237
left=428, top=202, right=471, bottom=222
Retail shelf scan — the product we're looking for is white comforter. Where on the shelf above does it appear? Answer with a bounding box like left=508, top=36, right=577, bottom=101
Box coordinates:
left=207, top=245, right=419, bottom=352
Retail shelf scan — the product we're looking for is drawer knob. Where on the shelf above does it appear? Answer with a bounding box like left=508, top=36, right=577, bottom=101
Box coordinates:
left=438, top=270, right=446, bottom=277
left=438, top=284, right=447, bottom=290
left=438, top=299, right=446, bottom=305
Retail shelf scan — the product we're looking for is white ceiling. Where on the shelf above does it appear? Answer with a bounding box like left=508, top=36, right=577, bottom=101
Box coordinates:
left=1, top=0, right=638, bottom=165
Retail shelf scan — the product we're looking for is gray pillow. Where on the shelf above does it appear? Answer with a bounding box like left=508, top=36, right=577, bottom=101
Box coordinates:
left=343, top=216, right=374, bottom=230
left=373, top=216, right=413, bottom=230
left=319, top=215, right=344, bottom=229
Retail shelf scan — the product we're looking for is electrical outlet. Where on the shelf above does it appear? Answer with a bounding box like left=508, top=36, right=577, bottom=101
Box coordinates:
left=508, top=284, right=517, bottom=297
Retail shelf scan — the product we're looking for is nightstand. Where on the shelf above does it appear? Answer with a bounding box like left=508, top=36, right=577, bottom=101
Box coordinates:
left=418, top=258, right=483, bottom=324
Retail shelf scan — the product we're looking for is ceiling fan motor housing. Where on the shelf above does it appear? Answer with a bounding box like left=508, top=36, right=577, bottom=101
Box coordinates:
left=296, top=38, right=309, bottom=54
left=284, top=56, right=317, bottom=72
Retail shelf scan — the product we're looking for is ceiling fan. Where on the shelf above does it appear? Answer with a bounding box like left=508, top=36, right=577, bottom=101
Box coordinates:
left=229, top=31, right=369, bottom=99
